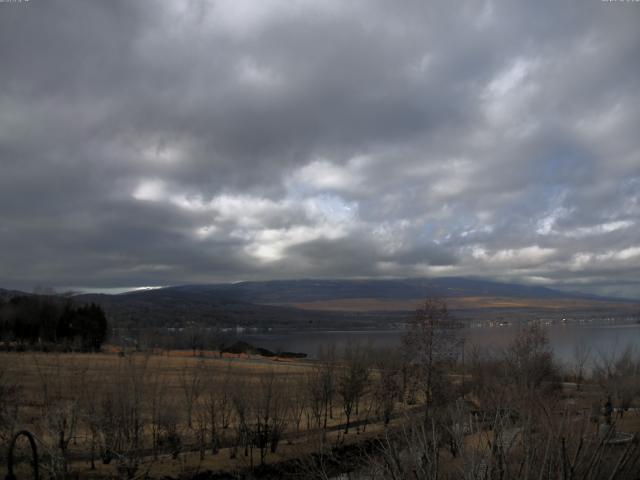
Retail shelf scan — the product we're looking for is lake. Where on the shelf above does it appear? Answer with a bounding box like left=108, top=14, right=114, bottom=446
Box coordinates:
left=237, top=322, right=640, bottom=367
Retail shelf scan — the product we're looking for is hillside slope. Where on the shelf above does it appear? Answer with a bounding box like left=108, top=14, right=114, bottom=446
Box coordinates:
left=2, top=278, right=636, bottom=329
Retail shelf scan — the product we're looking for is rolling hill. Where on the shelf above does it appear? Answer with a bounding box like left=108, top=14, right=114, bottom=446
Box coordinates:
left=179, top=277, right=620, bottom=303
left=3, top=278, right=637, bottom=329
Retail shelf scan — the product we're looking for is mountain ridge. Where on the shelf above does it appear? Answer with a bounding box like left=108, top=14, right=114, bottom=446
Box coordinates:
left=2, top=278, right=637, bottom=330
left=112, top=277, right=633, bottom=303
left=2, top=277, right=636, bottom=305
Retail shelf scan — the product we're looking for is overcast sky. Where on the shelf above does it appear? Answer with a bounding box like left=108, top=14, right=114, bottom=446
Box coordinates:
left=1, top=0, right=639, bottom=297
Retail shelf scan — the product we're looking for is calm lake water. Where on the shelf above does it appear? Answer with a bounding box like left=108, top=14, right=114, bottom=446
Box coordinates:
left=238, top=322, right=640, bottom=366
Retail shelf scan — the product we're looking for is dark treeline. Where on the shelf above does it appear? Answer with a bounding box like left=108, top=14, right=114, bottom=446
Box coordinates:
left=0, top=295, right=108, bottom=351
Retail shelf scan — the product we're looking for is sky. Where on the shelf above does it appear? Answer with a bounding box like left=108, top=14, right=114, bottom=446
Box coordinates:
left=1, top=0, right=639, bottom=298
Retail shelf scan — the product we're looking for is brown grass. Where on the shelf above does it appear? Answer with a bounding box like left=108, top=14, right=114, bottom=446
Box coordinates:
left=266, top=296, right=638, bottom=312
left=0, top=350, right=399, bottom=478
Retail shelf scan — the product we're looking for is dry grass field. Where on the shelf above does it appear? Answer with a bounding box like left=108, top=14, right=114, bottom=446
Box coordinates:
left=270, top=296, right=638, bottom=313
left=0, top=349, right=405, bottom=478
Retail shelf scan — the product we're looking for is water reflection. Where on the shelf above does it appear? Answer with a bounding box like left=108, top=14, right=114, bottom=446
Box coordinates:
left=238, top=323, right=640, bottom=366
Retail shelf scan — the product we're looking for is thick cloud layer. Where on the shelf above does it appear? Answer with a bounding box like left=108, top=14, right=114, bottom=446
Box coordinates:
left=1, top=0, right=639, bottom=297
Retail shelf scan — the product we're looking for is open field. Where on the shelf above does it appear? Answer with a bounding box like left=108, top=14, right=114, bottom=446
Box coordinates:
left=269, top=296, right=640, bottom=313
left=0, top=350, right=311, bottom=397
left=0, top=349, right=409, bottom=478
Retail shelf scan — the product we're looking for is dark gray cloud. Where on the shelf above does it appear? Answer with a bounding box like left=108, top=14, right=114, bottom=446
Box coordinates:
left=1, top=0, right=639, bottom=297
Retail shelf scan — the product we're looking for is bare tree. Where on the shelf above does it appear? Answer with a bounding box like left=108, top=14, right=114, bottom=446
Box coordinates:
left=79, top=368, right=107, bottom=470
left=0, top=364, right=20, bottom=458
left=507, top=322, right=559, bottom=400
left=402, top=298, right=460, bottom=414
left=97, top=355, right=149, bottom=479
left=157, top=400, right=182, bottom=460
left=337, top=343, right=370, bottom=434
left=34, top=354, right=86, bottom=479
left=230, top=378, right=251, bottom=462
left=373, top=348, right=402, bottom=426
left=374, top=416, right=442, bottom=479
left=194, top=396, right=209, bottom=460
left=305, top=354, right=335, bottom=432
left=248, top=370, right=289, bottom=465
left=147, top=366, right=168, bottom=460
left=318, top=345, right=337, bottom=426
left=288, top=378, right=308, bottom=435
left=204, top=375, right=221, bottom=456
left=467, top=345, right=513, bottom=412
left=594, top=346, right=640, bottom=418
left=571, top=340, right=592, bottom=392
left=180, top=359, right=205, bottom=429
left=203, top=362, right=234, bottom=455
left=306, top=367, right=325, bottom=430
